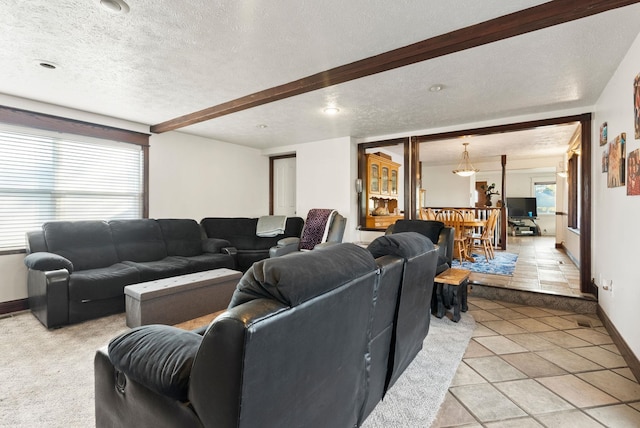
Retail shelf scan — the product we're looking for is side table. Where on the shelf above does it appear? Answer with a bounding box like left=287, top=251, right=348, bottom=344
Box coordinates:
left=431, top=268, right=470, bottom=322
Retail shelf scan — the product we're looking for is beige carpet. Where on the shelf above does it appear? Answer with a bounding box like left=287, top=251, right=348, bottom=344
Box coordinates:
left=0, top=310, right=474, bottom=427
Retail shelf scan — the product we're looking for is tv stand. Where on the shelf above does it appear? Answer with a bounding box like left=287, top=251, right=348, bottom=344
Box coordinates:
left=508, top=217, right=541, bottom=236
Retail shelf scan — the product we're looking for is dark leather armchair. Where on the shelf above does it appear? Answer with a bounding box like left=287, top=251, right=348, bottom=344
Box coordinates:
left=269, top=209, right=346, bottom=257
left=386, top=219, right=454, bottom=274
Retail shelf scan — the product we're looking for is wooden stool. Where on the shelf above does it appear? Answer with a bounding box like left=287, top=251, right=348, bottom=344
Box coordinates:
left=431, top=268, right=470, bottom=322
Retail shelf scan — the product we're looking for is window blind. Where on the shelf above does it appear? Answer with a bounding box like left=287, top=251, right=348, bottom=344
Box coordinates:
left=0, top=126, right=143, bottom=251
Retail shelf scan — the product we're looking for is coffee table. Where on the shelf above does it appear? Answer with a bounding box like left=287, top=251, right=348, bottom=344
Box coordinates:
left=125, top=268, right=242, bottom=328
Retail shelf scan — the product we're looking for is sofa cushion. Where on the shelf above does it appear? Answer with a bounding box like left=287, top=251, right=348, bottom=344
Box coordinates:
left=43, top=221, right=119, bottom=271
left=122, top=257, right=191, bottom=282
left=229, top=243, right=377, bottom=308
left=108, top=325, right=202, bottom=401
left=176, top=253, right=235, bottom=273
left=157, top=219, right=203, bottom=257
left=367, top=232, right=434, bottom=259
left=68, top=263, right=140, bottom=301
left=110, top=219, right=168, bottom=262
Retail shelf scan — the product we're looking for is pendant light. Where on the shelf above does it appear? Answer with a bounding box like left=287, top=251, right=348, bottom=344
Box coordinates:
left=452, top=142, right=479, bottom=177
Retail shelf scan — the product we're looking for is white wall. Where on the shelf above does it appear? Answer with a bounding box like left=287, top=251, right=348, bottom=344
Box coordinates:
left=422, top=164, right=474, bottom=207
left=592, top=32, right=640, bottom=359
left=294, top=137, right=357, bottom=241
left=149, top=132, right=268, bottom=219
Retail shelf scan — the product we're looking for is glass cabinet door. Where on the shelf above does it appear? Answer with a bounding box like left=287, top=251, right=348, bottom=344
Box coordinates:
left=370, top=163, right=379, bottom=193
left=391, top=169, right=398, bottom=194
left=381, top=167, right=389, bottom=194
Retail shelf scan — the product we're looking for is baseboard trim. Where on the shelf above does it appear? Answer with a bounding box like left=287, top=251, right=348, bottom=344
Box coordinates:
left=0, top=298, right=28, bottom=315
left=598, top=305, right=640, bottom=383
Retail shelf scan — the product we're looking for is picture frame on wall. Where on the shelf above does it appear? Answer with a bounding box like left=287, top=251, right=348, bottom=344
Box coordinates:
left=602, top=147, right=608, bottom=173
left=607, top=133, right=626, bottom=188
left=635, top=73, right=640, bottom=139
left=600, top=122, right=608, bottom=146
left=628, top=148, right=640, bottom=195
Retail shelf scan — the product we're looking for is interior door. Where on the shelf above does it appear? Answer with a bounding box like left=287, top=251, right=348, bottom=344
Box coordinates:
left=272, top=157, right=296, bottom=216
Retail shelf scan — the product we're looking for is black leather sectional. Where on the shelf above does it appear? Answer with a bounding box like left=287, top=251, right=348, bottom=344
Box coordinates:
left=24, top=217, right=306, bottom=329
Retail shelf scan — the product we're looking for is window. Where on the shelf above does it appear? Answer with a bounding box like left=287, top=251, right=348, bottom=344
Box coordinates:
left=0, top=118, right=147, bottom=252
left=533, top=181, right=556, bottom=215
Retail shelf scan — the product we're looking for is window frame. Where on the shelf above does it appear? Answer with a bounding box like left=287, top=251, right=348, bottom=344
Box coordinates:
left=0, top=105, right=150, bottom=255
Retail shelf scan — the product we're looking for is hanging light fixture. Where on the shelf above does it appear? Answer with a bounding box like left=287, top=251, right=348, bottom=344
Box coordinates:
left=452, top=142, right=479, bottom=176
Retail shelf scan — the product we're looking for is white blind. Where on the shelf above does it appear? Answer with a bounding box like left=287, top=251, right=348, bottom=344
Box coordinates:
left=0, top=126, right=143, bottom=251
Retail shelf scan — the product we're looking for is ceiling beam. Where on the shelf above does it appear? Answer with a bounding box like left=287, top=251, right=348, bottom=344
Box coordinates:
left=151, top=0, right=640, bottom=134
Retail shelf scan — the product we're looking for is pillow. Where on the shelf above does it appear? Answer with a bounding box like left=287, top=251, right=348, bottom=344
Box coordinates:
left=23, top=252, right=74, bottom=272
left=108, top=325, right=202, bottom=401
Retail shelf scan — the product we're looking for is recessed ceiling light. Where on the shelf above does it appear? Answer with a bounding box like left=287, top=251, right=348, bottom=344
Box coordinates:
left=256, top=124, right=268, bottom=129
left=96, top=0, right=130, bottom=14
left=35, top=60, right=58, bottom=70
left=429, top=84, right=444, bottom=92
left=323, top=107, right=340, bottom=115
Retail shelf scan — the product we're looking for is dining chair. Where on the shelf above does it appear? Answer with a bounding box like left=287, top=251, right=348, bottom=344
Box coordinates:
left=419, top=207, right=437, bottom=220
left=435, top=208, right=468, bottom=264
left=468, top=209, right=500, bottom=261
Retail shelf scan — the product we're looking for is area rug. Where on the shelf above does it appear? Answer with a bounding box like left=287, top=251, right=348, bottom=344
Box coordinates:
left=452, top=251, right=518, bottom=276
left=0, top=310, right=474, bottom=427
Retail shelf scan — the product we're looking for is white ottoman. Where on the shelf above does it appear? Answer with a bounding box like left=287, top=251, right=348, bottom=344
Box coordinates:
left=124, top=268, right=242, bottom=328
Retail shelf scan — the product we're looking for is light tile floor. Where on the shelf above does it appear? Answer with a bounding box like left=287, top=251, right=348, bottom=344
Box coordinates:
left=470, top=236, right=587, bottom=299
left=433, top=296, right=640, bottom=427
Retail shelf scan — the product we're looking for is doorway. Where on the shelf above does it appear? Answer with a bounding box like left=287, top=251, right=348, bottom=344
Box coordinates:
left=415, top=114, right=593, bottom=295
left=269, top=155, right=296, bottom=216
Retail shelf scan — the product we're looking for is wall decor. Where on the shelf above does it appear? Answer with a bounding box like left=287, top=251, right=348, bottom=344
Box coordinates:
left=608, top=133, right=626, bottom=188
left=602, top=147, right=608, bottom=173
left=628, top=148, right=640, bottom=195
left=635, top=73, right=640, bottom=139
left=600, top=122, right=608, bottom=146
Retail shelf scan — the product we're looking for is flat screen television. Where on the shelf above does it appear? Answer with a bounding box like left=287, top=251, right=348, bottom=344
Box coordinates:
left=507, top=197, right=537, bottom=218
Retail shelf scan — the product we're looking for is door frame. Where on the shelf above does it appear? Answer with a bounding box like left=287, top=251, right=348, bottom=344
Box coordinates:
left=269, top=154, right=296, bottom=215
left=413, top=113, right=593, bottom=295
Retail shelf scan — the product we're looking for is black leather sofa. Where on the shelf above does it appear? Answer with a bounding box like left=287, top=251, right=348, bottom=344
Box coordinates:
left=200, top=216, right=304, bottom=271
left=94, top=232, right=438, bottom=428
left=24, top=219, right=235, bottom=328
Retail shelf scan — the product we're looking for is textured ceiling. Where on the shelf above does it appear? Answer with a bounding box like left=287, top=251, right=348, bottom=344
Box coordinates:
left=1, top=1, right=639, bottom=161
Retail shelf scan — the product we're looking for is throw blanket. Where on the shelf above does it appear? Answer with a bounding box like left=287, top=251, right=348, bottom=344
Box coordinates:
left=256, top=215, right=287, bottom=237
left=299, top=209, right=337, bottom=250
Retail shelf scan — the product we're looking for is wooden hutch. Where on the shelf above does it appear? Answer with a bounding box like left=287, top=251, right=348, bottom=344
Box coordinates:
left=365, top=152, right=404, bottom=229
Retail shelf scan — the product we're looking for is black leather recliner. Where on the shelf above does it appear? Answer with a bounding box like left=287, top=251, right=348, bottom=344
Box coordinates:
left=94, top=234, right=438, bottom=428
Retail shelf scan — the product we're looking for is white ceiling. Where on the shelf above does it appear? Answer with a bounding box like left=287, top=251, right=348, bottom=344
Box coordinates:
left=1, top=1, right=639, bottom=162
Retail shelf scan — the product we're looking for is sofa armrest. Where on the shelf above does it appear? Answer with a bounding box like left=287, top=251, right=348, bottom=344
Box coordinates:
left=202, top=238, right=232, bottom=254
left=27, top=268, right=70, bottom=328
left=269, top=237, right=300, bottom=258
left=24, top=252, right=73, bottom=272
left=108, top=325, right=202, bottom=402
